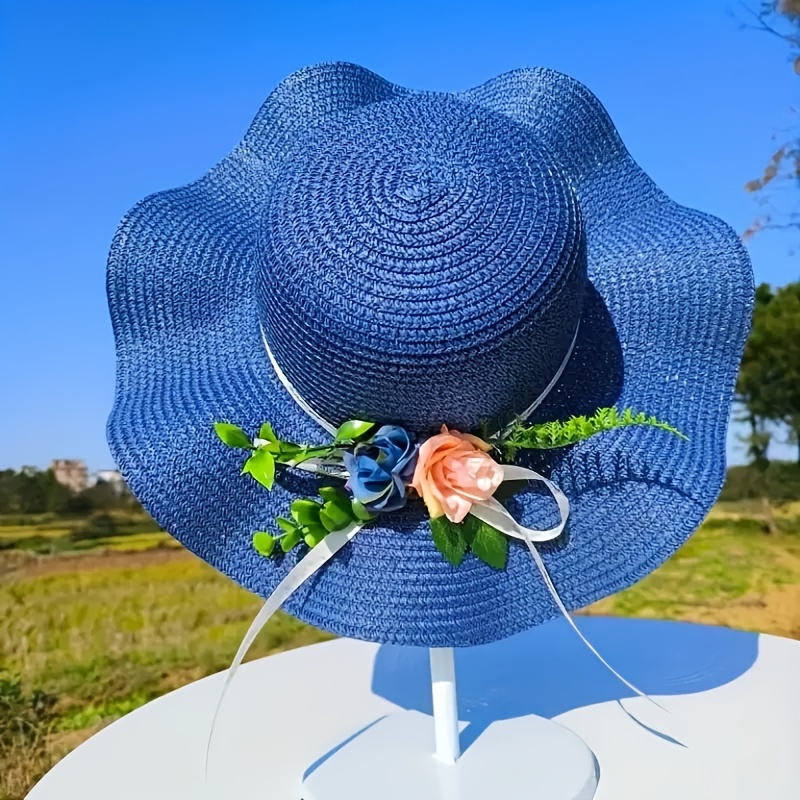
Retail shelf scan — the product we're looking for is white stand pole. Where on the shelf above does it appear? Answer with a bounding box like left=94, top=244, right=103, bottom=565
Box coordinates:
left=429, top=647, right=461, bottom=764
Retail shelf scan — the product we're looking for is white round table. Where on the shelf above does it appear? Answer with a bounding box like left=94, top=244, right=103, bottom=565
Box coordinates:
left=27, top=617, right=800, bottom=799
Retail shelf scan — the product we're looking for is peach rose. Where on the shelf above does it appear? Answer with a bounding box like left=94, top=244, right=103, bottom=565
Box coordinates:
left=411, top=425, right=504, bottom=524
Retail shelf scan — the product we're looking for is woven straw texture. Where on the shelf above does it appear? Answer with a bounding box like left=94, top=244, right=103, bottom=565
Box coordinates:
left=107, top=63, right=753, bottom=646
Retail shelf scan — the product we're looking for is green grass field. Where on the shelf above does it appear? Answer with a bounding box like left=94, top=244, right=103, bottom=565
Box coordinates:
left=1, top=502, right=799, bottom=799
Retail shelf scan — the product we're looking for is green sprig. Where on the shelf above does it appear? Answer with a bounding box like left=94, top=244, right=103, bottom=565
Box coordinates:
left=251, top=484, right=377, bottom=559
left=496, top=406, right=686, bottom=459
left=213, top=422, right=253, bottom=450
left=213, top=418, right=378, bottom=484
left=431, top=514, right=508, bottom=570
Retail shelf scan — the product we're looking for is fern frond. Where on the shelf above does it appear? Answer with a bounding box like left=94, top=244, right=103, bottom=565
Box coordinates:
left=497, top=406, right=686, bottom=456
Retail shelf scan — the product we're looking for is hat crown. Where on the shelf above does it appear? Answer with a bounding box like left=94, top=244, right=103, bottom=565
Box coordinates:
left=393, top=162, right=449, bottom=203
left=257, top=92, right=586, bottom=433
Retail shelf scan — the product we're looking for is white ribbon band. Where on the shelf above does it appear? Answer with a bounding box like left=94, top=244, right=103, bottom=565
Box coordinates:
left=262, top=327, right=339, bottom=436
left=262, top=321, right=580, bottom=438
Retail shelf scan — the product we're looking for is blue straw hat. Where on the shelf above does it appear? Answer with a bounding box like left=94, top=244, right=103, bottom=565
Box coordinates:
left=107, top=62, right=753, bottom=647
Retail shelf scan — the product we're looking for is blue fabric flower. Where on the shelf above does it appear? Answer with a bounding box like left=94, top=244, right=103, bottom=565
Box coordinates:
left=343, top=425, right=419, bottom=512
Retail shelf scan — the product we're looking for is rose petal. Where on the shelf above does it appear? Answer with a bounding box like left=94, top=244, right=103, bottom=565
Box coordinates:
left=423, top=478, right=446, bottom=518
left=441, top=452, right=502, bottom=501
left=442, top=491, right=472, bottom=524
left=451, top=429, right=493, bottom=452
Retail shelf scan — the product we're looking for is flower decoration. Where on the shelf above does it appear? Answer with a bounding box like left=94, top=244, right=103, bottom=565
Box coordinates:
left=411, top=426, right=503, bottom=523
left=343, top=425, right=418, bottom=512
left=215, top=407, right=686, bottom=569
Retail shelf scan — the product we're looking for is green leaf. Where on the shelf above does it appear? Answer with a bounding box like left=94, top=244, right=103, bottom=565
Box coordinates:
left=280, top=527, right=303, bottom=552
left=351, top=498, right=377, bottom=521
left=318, top=485, right=352, bottom=512
left=319, top=502, right=353, bottom=532
left=290, top=499, right=323, bottom=526
left=303, top=520, right=328, bottom=539
left=257, top=439, right=282, bottom=454
left=334, top=419, right=377, bottom=442
left=430, top=516, right=467, bottom=567
left=287, top=444, right=338, bottom=466
left=213, top=422, right=253, bottom=449
left=302, top=527, right=327, bottom=548
left=252, top=532, right=275, bottom=557
left=258, top=422, right=277, bottom=442
left=276, top=517, right=298, bottom=536
left=458, top=514, right=480, bottom=546
left=468, top=516, right=508, bottom=570
left=242, top=448, right=276, bottom=490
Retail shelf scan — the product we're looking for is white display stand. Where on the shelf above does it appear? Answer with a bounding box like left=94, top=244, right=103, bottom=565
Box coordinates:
left=300, top=647, right=598, bottom=800
left=28, top=620, right=800, bottom=800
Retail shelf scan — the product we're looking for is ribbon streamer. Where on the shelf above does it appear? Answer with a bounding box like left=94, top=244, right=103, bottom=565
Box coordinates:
left=470, top=464, right=570, bottom=543
left=474, top=464, right=666, bottom=712
left=206, top=320, right=664, bottom=777
left=206, top=463, right=664, bottom=777
left=205, top=523, right=363, bottom=779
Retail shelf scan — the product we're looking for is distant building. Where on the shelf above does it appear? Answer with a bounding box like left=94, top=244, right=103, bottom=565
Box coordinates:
left=90, top=469, right=126, bottom=491
left=50, top=459, right=89, bottom=493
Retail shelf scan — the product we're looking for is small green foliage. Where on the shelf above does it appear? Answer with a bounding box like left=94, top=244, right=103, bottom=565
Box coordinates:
left=252, top=532, right=275, bottom=557
left=498, top=406, right=686, bottom=457
left=280, top=527, right=303, bottom=553
left=215, top=418, right=352, bottom=480
left=303, top=528, right=327, bottom=548
left=430, top=517, right=467, bottom=567
left=258, top=422, right=277, bottom=442
left=318, top=485, right=352, bottom=513
left=252, top=485, right=378, bottom=560
left=290, top=499, right=323, bottom=527
left=242, top=448, right=276, bottom=490
left=276, top=517, right=297, bottom=535
left=469, top=518, right=508, bottom=569
left=334, top=419, right=377, bottom=443
left=275, top=441, right=302, bottom=458
left=319, top=502, right=353, bottom=532
left=431, top=514, right=508, bottom=570
left=256, top=439, right=282, bottom=455
left=285, top=444, right=338, bottom=466
left=351, top=499, right=377, bottom=521
left=213, top=422, right=253, bottom=449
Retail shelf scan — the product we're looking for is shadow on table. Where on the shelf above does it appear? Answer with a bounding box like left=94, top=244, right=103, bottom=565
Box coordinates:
left=370, top=617, right=759, bottom=752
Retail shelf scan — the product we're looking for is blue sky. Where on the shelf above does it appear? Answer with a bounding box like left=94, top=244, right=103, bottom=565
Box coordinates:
left=0, top=0, right=797, bottom=471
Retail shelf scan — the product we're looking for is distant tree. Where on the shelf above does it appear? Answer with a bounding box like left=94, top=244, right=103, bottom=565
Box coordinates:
left=64, top=490, right=93, bottom=515
left=13, top=468, right=49, bottom=514
left=0, top=467, right=147, bottom=518
left=737, top=283, right=775, bottom=467
left=0, top=470, right=18, bottom=514
left=741, top=1, right=800, bottom=242
left=80, top=479, right=119, bottom=511
left=41, top=469, right=72, bottom=514
left=737, top=282, right=800, bottom=462
left=736, top=408, right=773, bottom=469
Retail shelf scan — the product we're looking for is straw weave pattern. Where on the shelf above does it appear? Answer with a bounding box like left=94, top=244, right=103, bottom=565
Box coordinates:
left=106, top=63, right=753, bottom=646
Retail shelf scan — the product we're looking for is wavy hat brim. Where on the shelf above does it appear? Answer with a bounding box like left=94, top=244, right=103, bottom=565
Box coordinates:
left=107, top=63, right=753, bottom=646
